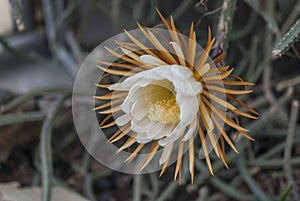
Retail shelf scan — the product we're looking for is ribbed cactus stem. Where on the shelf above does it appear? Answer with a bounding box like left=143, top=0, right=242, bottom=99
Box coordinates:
left=272, top=18, right=300, bottom=59
left=217, top=0, right=237, bottom=51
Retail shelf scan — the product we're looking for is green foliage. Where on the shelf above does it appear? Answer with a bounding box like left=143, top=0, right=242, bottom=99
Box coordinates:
left=278, top=185, right=293, bottom=201
left=273, top=19, right=300, bottom=59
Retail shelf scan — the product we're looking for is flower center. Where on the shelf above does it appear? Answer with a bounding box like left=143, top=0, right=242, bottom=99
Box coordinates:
left=147, top=95, right=180, bottom=124
left=143, top=80, right=180, bottom=124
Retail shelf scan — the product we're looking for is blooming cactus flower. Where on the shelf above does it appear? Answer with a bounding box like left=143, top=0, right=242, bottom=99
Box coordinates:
left=94, top=9, right=258, bottom=184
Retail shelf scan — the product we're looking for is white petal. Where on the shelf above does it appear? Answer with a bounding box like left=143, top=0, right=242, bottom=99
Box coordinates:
left=115, top=113, right=131, bottom=126
left=146, top=122, right=164, bottom=139
left=183, top=117, right=197, bottom=141
left=120, top=76, right=143, bottom=89
left=130, top=97, right=148, bottom=120
left=137, top=138, right=152, bottom=144
left=170, top=65, right=193, bottom=79
left=166, top=124, right=180, bottom=137
left=120, top=96, right=130, bottom=113
left=121, top=66, right=172, bottom=88
left=128, top=87, right=144, bottom=103
left=121, top=65, right=202, bottom=96
left=171, top=77, right=202, bottom=96
left=130, top=123, right=145, bottom=133
left=136, top=132, right=147, bottom=139
left=140, top=55, right=167, bottom=66
left=133, top=107, right=148, bottom=121
left=159, top=127, right=184, bottom=147
left=136, top=132, right=152, bottom=144
left=134, top=117, right=151, bottom=127
left=159, top=143, right=174, bottom=165
left=121, top=74, right=153, bottom=89
left=127, top=83, right=156, bottom=103
left=131, top=117, right=152, bottom=133
left=176, top=94, right=199, bottom=127
left=154, top=124, right=175, bottom=140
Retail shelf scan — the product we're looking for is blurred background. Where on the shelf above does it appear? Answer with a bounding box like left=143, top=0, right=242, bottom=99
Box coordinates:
left=0, top=0, right=299, bottom=201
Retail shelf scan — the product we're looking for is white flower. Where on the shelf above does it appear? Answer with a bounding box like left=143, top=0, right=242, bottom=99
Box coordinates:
left=109, top=56, right=202, bottom=163
left=95, top=10, right=258, bottom=183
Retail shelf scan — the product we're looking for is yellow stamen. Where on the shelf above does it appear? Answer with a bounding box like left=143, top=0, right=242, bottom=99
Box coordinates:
left=147, top=95, right=180, bottom=124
